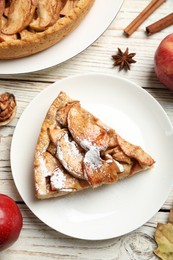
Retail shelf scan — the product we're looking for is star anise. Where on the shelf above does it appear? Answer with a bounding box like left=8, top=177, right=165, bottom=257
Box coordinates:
left=112, top=48, right=136, bottom=71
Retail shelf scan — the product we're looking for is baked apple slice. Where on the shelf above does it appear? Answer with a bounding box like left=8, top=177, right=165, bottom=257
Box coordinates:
left=83, top=148, right=119, bottom=187
left=56, top=130, right=85, bottom=179
left=117, top=135, right=154, bottom=167
left=68, top=103, right=110, bottom=151
left=0, top=17, right=17, bottom=42
left=56, top=101, right=79, bottom=127
left=50, top=165, right=88, bottom=192
left=1, top=0, right=35, bottom=35
left=48, top=127, right=65, bottom=146
left=23, top=0, right=38, bottom=28
left=0, top=32, right=17, bottom=41
left=29, top=0, right=62, bottom=31
left=102, top=146, right=132, bottom=165
left=0, top=0, right=5, bottom=29
left=60, top=0, right=77, bottom=16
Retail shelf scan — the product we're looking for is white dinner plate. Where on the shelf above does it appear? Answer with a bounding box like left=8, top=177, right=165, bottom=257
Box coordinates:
left=0, top=0, right=123, bottom=75
left=11, top=73, right=173, bottom=240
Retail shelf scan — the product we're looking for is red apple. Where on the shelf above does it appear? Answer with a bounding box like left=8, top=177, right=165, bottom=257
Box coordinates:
left=0, top=194, right=23, bottom=251
left=154, top=33, right=173, bottom=91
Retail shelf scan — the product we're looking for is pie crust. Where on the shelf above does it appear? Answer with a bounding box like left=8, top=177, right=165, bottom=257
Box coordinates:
left=0, top=0, right=95, bottom=59
left=34, top=91, right=155, bottom=199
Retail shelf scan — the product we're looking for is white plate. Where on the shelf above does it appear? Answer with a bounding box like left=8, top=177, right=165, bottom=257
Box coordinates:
left=11, top=73, right=173, bottom=240
left=0, top=1, right=123, bottom=75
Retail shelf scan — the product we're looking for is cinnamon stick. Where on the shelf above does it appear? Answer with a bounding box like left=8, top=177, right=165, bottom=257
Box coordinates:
left=146, top=13, right=173, bottom=35
left=124, top=0, right=166, bottom=37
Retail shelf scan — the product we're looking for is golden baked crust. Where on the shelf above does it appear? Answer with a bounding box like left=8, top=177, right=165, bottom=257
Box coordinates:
left=0, top=0, right=95, bottom=59
left=34, top=91, right=155, bottom=200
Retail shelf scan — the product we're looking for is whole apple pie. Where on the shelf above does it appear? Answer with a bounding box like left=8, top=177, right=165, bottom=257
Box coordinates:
left=34, top=91, right=155, bottom=199
left=0, top=0, right=95, bottom=59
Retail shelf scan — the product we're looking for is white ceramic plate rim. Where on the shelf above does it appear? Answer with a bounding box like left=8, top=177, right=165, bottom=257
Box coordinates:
left=11, top=73, right=173, bottom=240
left=0, top=0, right=123, bottom=74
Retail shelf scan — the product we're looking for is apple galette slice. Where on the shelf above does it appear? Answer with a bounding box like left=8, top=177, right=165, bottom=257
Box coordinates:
left=0, top=0, right=95, bottom=59
left=34, top=91, right=155, bottom=199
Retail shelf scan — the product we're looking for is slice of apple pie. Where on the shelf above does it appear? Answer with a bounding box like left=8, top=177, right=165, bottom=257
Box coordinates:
left=0, top=0, right=95, bottom=59
left=34, top=91, right=155, bottom=199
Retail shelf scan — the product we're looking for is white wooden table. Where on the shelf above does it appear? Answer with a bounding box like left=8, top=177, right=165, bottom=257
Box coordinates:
left=1, top=0, right=173, bottom=259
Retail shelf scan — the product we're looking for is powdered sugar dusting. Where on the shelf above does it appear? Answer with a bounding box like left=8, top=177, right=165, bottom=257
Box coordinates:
left=39, top=157, right=52, bottom=177
left=114, top=160, right=124, bottom=172
left=84, top=148, right=102, bottom=170
left=35, top=183, right=45, bottom=195
left=57, top=132, right=83, bottom=159
left=50, top=167, right=67, bottom=190
left=79, top=138, right=93, bottom=150
left=105, top=153, right=124, bottom=172
left=79, top=138, right=107, bottom=152
left=56, top=132, right=84, bottom=178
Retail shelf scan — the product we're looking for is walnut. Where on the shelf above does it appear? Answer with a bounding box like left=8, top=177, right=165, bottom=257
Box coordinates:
left=0, top=92, right=16, bottom=126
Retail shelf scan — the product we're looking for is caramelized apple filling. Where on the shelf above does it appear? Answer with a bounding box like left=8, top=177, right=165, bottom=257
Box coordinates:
left=0, top=0, right=78, bottom=42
